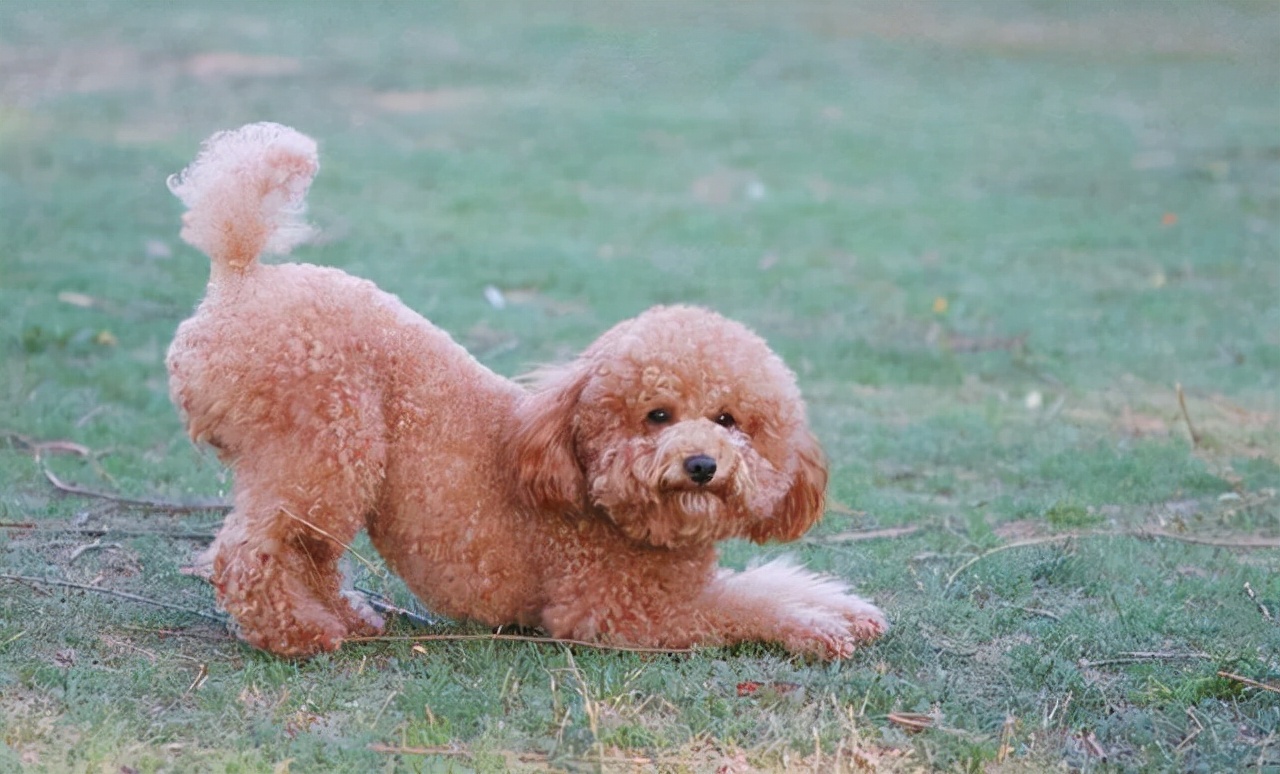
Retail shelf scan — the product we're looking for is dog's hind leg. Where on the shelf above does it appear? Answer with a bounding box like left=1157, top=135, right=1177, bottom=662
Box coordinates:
left=210, top=431, right=387, bottom=657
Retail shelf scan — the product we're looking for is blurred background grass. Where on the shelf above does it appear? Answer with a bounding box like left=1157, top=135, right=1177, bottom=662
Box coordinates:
left=1, top=1, right=1277, bottom=771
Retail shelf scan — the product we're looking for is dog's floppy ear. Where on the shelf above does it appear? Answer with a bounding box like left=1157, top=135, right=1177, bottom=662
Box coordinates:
left=510, top=363, right=589, bottom=513
left=747, top=430, right=828, bottom=543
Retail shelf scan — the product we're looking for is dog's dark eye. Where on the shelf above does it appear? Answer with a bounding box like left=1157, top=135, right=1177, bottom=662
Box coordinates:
left=714, top=412, right=736, bottom=428
left=647, top=408, right=672, bottom=424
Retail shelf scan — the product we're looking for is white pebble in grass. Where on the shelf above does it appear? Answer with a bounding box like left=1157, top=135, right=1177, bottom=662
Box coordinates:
left=483, top=285, right=506, bottom=310
left=1025, top=390, right=1043, bottom=410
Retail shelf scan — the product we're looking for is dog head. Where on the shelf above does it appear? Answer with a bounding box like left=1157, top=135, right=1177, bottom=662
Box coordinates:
left=510, top=305, right=827, bottom=549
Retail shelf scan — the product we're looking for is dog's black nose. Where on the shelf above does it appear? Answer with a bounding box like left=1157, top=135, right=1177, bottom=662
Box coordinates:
left=684, top=455, right=717, bottom=485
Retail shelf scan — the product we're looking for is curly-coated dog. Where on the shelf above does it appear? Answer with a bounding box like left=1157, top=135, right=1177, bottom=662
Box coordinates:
left=167, top=122, right=887, bottom=658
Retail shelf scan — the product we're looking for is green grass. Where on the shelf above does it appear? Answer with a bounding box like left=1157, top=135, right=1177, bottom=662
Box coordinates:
left=2, top=0, right=1278, bottom=770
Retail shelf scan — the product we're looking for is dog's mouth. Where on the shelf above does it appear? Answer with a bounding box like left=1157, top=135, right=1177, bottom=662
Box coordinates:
left=605, top=490, right=737, bottom=549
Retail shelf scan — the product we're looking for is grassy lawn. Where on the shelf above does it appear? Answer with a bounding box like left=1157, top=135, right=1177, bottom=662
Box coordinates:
left=2, top=1, right=1278, bottom=770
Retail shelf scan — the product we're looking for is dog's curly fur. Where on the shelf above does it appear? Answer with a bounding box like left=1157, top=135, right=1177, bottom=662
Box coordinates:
left=167, top=123, right=887, bottom=658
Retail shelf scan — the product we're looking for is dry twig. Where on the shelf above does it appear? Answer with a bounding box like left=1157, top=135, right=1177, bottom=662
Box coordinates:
left=1175, top=382, right=1201, bottom=447
left=997, top=715, right=1017, bottom=763
left=947, top=529, right=1280, bottom=589
left=368, top=744, right=471, bottom=757
left=1136, top=529, right=1280, bottom=549
left=0, top=573, right=224, bottom=624
left=68, top=540, right=122, bottom=562
left=1244, top=582, right=1273, bottom=622
left=1217, top=670, right=1280, bottom=694
left=1175, top=707, right=1204, bottom=753
left=370, top=743, right=649, bottom=766
left=1082, top=731, right=1108, bottom=760
left=0, top=523, right=215, bottom=540
left=279, top=507, right=383, bottom=577
left=118, top=625, right=231, bottom=642
left=887, top=712, right=935, bottom=733
left=997, top=602, right=1062, bottom=621
left=7, top=430, right=226, bottom=513
left=1078, top=651, right=1213, bottom=668
left=2, top=430, right=90, bottom=458
left=807, top=525, right=920, bottom=544
left=361, top=596, right=440, bottom=628
left=185, top=663, right=209, bottom=694
left=42, top=465, right=229, bottom=514
left=946, top=534, right=1084, bottom=589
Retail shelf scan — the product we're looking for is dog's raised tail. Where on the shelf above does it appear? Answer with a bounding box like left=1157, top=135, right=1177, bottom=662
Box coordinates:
left=168, top=122, right=318, bottom=273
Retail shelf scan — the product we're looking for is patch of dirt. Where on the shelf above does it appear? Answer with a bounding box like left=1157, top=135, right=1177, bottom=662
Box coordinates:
left=370, top=88, right=484, bottom=114
left=462, top=322, right=519, bottom=359
left=500, top=288, right=590, bottom=317
left=790, top=1, right=1272, bottom=58
left=690, top=168, right=765, bottom=207
left=55, top=541, right=144, bottom=582
left=0, top=43, right=303, bottom=105
left=993, top=519, right=1051, bottom=541
left=185, top=52, right=301, bottom=79
left=1114, top=407, right=1170, bottom=438
left=1064, top=381, right=1280, bottom=463
left=570, top=0, right=1274, bottom=58
left=0, top=687, right=72, bottom=767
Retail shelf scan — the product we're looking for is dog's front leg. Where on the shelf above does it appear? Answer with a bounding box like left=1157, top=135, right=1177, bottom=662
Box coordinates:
left=697, top=558, right=887, bottom=659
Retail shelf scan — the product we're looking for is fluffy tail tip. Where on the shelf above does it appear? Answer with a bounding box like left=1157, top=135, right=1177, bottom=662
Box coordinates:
left=168, top=122, right=319, bottom=270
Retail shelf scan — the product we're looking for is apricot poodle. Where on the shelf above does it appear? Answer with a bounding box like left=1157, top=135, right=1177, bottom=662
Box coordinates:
left=167, top=122, right=887, bottom=658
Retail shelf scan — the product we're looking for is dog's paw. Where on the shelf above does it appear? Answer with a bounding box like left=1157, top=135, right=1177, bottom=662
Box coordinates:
left=786, top=597, right=887, bottom=660
left=339, top=590, right=386, bottom=637
left=836, top=595, right=888, bottom=642
left=782, top=619, right=859, bottom=660
left=236, top=614, right=347, bottom=657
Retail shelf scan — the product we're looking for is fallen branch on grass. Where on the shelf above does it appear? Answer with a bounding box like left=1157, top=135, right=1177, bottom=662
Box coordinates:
left=68, top=540, right=122, bottom=562
left=6, top=430, right=229, bottom=513
left=945, top=534, right=1085, bottom=589
left=348, top=632, right=695, bottom=655
left=1175, top=707, right=1204, bottom=753
left=0, top=573, right=225, bottom=624
left=0, top=522, right=215, bottom=540
left=369, top=744, right=473, bottom=758
left=886, top=712, right=934, bottom=733
left=883, top=712, right=982, bottom=740
left=368, top=743, right=654, bottom=766
left=118, top=624, right=232, bottom=642
left=1138, top=529, right=1280, bottom=549
left=995, top=602, right=1062, bottom=621
left=361, top=596, right=440, bottom=628
left=42, top=466, right=231, bottom=514
left=1244, top=582, right=1273, bottom=622
left=1081, top=731, right=1108, bottom=761
left=1078, top=651, right=1214, bottom=668
left=806, top=525, right=920, bottom=544
left=946, top=529, right=1280, bottom=589
left=1217, top=670, right=1280, bottom=694
left=2, top=430, right=91, bottom=458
